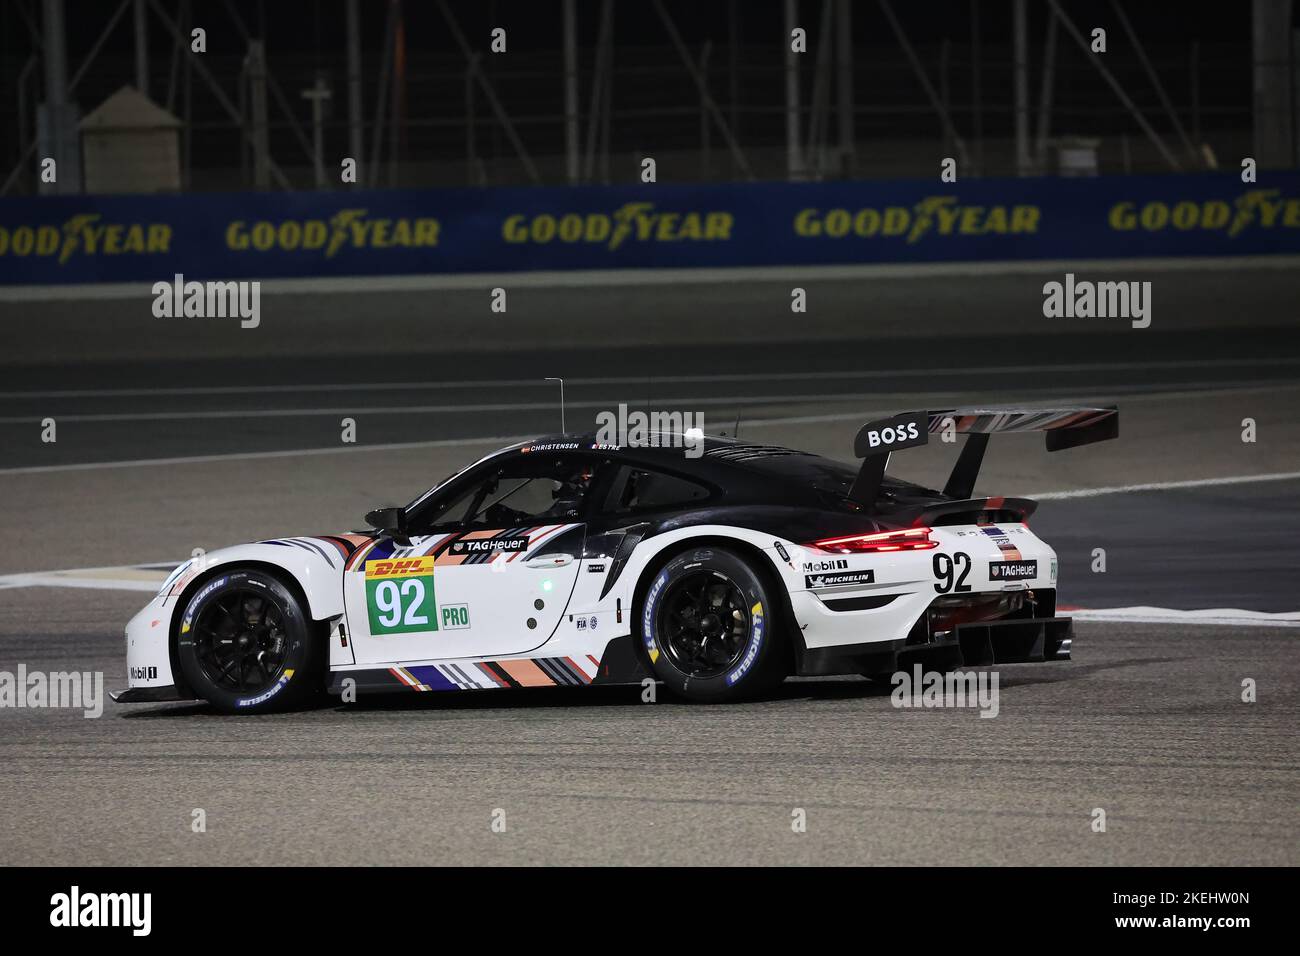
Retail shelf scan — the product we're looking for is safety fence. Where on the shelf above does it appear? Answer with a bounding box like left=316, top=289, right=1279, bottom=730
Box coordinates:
left=1, top=171, right=1298, bottom=285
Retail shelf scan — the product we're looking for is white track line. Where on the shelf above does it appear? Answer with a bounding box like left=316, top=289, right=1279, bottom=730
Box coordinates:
left=3, top=357, right=1298, bottom=401
left=0, top=433, right=528, bottom=476
left=1069, top=607, right=1300, bottom=627
left=1031, top=471, right=1300, bottom=499
left=0, top=570, right=166, bottom=592
left=3, top=254, right=1299, bottom=302
left=3, top=377, right=1290, bottom=425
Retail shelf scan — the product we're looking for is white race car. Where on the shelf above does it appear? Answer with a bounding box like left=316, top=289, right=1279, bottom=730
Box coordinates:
left=113, top=407, right=1117, bottom=712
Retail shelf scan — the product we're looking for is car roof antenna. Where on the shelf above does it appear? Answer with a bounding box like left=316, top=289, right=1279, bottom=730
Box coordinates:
left=544, top=377, right=566, bottom=434
left=733, top=410, right=742, bottom=440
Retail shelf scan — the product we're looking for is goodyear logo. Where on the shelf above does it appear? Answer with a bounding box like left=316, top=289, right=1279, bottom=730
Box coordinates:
left=502, top=202, right=733, bottom=250
left=364, top=556, right=435, bottom=579
left=0, top=214, right=171, bottom=264
left=794, top=196, right=1040, bottom=243
left=226, top=208, right=440, bottom=257
left=1107, top=189, right=1300, bottom=237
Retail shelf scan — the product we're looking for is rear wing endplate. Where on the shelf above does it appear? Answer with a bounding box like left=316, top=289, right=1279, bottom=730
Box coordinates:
left=849, top=406, right=1118, bottom=506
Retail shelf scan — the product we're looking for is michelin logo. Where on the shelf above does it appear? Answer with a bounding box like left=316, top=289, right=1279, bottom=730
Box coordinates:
left=805, top=570, right=875, bottom=589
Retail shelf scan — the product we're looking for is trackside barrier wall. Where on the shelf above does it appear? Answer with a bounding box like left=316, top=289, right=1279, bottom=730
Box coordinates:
left=1, top=172, right=1298, bottom=285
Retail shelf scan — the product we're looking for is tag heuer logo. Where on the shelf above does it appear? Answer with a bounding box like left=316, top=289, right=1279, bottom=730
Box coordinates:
left=989, top=560, right=1037, bottom=580
left=451, top=538, right=528, bottom=554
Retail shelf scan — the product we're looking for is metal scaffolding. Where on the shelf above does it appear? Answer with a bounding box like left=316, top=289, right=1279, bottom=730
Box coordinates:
left=1, top=0, right=1291, bottom=196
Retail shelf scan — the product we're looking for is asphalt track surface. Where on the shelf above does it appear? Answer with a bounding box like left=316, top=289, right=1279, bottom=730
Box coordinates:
left=0, top=265, right=1296, bottom=865
left=0, top=585, right=1296, bottom=866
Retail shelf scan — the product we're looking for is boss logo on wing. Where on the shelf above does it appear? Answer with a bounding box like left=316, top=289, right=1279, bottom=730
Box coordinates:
left=854, top=412, right=929, bottom=456
left=864, top=420, right=921, bottom=449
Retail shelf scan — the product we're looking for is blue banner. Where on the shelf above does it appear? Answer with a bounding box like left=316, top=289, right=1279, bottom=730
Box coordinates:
left=1, top=172, right=1298, bottom=285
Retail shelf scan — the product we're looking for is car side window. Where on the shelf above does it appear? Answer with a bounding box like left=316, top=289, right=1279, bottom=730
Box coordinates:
left=410, top=480, right=482, bottom=532
left=601, top=466, right=711, bottom=514
left=462, top=455, right=601, bottom=528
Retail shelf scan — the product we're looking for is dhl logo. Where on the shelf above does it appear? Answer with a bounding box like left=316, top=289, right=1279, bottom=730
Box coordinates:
left=365, top=556, right=434, bottom=579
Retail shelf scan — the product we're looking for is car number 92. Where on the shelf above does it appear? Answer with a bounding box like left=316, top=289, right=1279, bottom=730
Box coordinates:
left=364, top=557, right=438, bottom=635
left=932, top=552, right=972, bottom=593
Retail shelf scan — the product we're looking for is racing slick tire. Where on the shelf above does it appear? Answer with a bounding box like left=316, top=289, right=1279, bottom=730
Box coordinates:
left=175, top=568, right=323, bottom=714
left=640, top=546, right=786, bottom=703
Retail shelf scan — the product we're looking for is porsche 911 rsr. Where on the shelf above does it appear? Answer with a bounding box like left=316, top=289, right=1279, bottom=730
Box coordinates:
left=113, top=406, right=1117, bottom=712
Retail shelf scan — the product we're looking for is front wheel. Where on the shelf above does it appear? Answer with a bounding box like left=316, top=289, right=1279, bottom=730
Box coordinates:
left=640, top=547, right=787, bottom=702
left=175, top=569, right=322, bottom=714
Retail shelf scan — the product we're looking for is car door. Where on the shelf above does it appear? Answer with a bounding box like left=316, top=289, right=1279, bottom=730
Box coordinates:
left=343, top=452, right=597, bottom=665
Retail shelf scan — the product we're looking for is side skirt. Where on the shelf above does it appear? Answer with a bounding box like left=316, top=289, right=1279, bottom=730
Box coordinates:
left=109, top=685, right=196, bottom=703
left=325, top=635, right=652, bottom=696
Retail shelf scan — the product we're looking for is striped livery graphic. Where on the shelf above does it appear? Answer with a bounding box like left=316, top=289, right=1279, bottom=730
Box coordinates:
left=262, top=534, right=374, bottom=568
left=981, top=525, right=1024, bottom=560
left=167, top=533, right=375, bottom=598
left=343, top=524, right=578, bottom=571
left=345, top=653, right=604, bottom=693
left=928, top=407, right=1116, bottom=435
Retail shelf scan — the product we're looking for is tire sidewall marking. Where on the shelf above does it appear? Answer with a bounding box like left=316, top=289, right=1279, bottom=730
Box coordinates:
left=642, top=569, right=671, bottom=664
left=726, top=600, right=764, bottom=686
left=176, top=570, right=303, bottom=710
left=647, top=552, right=769, bottom=690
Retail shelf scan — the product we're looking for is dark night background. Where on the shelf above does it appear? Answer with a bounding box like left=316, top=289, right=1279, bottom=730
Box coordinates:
left=0, top=1, right=1281, bottom=188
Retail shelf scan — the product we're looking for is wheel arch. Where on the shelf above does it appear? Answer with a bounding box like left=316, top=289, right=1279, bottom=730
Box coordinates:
left=627, top=534, right=801, bottom=676
left=167, top=560, right=330, bottom=699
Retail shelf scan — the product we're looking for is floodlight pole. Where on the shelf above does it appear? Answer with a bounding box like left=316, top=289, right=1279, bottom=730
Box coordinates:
left=346, top=0, right=363, bottom=173
left=301, top=74, right=332, bottom=189
left=133, top=0, right=148, bottom=94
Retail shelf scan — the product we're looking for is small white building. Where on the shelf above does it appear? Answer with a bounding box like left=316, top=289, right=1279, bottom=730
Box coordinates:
left=80, top=86, right=181, bottom=194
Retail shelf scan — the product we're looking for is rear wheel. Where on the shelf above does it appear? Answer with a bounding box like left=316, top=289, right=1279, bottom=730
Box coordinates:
left=175, top=569, right=322, bottom=713
left=640, top=547, right=786, bottom=702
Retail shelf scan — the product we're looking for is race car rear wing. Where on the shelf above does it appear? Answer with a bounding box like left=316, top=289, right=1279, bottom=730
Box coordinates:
left=848, top=406, right=1118, bottom=506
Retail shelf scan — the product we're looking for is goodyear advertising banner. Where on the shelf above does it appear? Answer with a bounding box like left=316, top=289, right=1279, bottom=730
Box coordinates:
left=1, top=172, right=1298, bottom=285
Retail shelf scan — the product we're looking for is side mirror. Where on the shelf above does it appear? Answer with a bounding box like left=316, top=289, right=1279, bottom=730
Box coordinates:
left=364, top=506, right=407, bottom=537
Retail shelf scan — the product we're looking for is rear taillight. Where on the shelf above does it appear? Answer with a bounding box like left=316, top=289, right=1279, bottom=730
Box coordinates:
left=808, top=527, right=938, bottom=554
